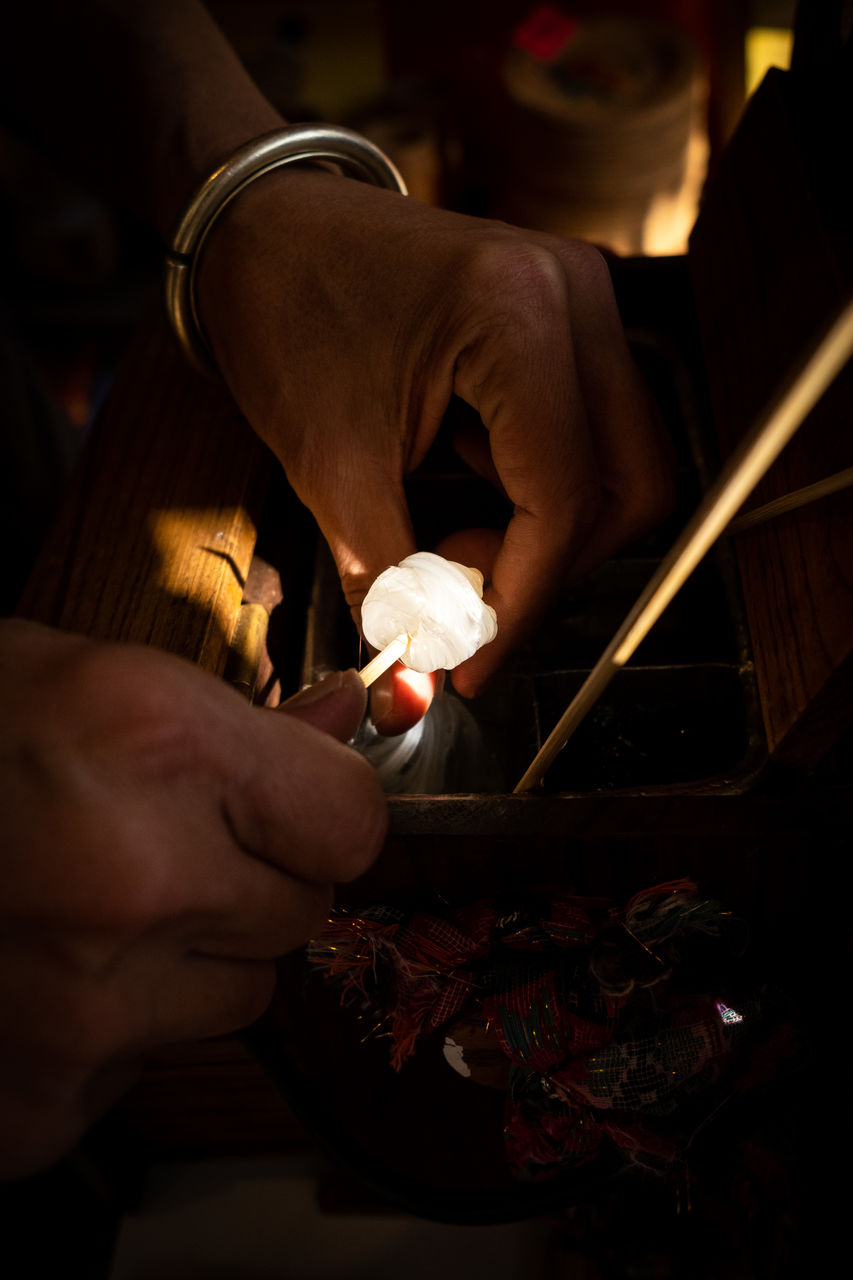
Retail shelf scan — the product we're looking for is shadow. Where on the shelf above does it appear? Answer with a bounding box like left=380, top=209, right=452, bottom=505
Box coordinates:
left=198, top=546, right=247, bottom=591
left=13, top=317, right=283, bottom=689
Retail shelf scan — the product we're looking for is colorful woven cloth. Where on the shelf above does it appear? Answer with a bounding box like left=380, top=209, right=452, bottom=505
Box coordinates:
left=308, top=880, right=748, bottom=1180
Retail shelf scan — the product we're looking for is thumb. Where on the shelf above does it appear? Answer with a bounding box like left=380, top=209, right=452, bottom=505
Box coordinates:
left=280, top=669, right=367, bottom=742
left=317, top=482, right=437, bottom=735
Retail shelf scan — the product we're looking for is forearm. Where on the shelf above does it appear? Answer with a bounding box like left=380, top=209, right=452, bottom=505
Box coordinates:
left=1, top=0, right=284, bottom=237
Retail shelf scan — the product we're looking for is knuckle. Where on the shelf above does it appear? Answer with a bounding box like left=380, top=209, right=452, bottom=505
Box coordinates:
left=465, top=239, right=569, bottom=320
left=564, top=240, right=613, bottom=292
left=56, top=642, right=194, bottom=761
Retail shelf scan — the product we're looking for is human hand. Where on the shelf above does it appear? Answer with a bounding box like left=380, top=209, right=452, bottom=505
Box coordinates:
left=0, top=620, right=385, bottom=1178
left=196, top=168, right=674, bottom=732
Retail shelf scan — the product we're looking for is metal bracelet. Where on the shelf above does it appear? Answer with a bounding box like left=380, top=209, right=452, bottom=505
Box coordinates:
left=164, top=123, right=408, bottom=373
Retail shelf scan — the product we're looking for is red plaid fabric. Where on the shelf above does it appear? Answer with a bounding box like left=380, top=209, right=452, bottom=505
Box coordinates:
left=308, top=883, right=746, bottom=1180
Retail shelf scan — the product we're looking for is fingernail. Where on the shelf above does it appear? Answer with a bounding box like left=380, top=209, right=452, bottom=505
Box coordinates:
left=282, top=670, right=356, bottom=708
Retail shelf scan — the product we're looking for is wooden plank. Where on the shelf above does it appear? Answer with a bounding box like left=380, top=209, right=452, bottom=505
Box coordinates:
left=16, top=316, right=269, bottom=677
left=14, top=317, right=283, bottom=1158
left=688, top=67, right=853, bottom=767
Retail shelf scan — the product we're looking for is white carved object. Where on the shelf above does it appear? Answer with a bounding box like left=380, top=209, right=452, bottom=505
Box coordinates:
left=361, top=551, right=498, bottom=676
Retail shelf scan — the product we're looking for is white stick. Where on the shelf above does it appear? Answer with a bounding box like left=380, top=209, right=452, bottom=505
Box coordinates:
left=358, top=632, right=410, bottom=687
left=515, top=294, right=853, bottom=794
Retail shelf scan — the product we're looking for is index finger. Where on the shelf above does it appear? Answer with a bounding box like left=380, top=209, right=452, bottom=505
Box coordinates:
left=226, top=705, right=388, bottom=885
left=148, top=656, right=388, bottom=886
left=309, top=469, right=441, bottom=733
left=449, top=249, right=602, bottom=695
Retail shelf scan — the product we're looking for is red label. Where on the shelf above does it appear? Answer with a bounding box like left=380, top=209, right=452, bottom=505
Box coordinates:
left=512, top=5, right=578, bottom=63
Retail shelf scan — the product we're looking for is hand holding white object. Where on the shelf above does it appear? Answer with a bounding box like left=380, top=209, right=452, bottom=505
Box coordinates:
left=4, top=0, right=674, bottom=738
left=197, top=170, right=674, bottom=736
left=0, top=620, right=385, bottom=1178
left=361, top=552, right=498, bottom=674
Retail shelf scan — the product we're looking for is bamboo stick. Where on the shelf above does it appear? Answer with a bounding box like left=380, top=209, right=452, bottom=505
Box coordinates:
left=357, top=632, right=410, bottom=687
left=514, top=295, right=853, bottom=794
left=727, top=464, right=853, bottom=534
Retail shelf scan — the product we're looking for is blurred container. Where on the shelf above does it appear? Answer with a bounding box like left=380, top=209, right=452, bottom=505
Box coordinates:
left=349, top=79, right=453, bottom=206
left=495, top=14, right=708, bottom=254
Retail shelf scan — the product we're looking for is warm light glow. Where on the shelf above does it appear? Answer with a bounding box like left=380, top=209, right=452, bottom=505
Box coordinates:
left=147, top=507, right=248, bottom=633
left=746, top=27, right=794, bottom=97
left=641, top=119, right=709, bottom=255
left=394, top=665, right=435, bottom=702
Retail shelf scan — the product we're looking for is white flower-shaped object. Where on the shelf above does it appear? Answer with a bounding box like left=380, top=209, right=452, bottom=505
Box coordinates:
left=361, top=551, right=498, bottom=674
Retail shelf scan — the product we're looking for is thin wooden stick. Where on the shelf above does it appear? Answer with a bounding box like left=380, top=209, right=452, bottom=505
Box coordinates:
left=727, top=464, right=853, bottom=534
left=515, top=295, right=853, bottom=794
left=358, top=632, right=410, bottom=687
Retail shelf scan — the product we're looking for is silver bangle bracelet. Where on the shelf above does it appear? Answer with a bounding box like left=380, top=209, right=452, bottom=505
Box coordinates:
left=164, top=123, right=408, bottom=373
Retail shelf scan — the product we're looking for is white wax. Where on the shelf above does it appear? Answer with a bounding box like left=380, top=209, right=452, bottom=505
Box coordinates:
left=361, top=551, right=498, bottom=673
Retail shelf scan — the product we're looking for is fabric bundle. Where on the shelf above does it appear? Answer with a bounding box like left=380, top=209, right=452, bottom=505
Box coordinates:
left=308, top=880, right=749, bottom=1180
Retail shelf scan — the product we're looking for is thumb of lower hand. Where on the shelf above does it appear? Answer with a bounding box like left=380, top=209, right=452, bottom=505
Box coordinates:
left=279, top=669, right=367, bottom=742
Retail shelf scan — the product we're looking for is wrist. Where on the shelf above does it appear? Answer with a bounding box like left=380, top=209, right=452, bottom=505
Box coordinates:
left=151, top=104, right=287, bottom=240
left=164, top=124, right=407, bottom=374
